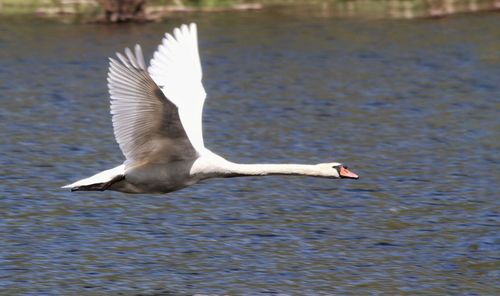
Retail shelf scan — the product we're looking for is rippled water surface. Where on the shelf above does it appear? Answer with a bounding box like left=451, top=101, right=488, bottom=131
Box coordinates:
left=1, top=12, right=499, bottom=295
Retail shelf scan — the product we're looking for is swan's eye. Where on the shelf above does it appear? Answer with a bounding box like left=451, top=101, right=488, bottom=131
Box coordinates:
left=333, top=165, right=342, bottom=174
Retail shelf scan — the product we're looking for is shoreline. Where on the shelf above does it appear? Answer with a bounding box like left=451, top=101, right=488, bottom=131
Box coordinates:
left=0, top=0, right=499, bottom=22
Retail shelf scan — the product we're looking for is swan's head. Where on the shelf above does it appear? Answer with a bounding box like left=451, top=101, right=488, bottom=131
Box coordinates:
left=317, top=162, right=359, bottom=179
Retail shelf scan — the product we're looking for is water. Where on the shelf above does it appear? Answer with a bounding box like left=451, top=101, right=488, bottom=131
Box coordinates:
left=1, top=12, right=499, bottom=295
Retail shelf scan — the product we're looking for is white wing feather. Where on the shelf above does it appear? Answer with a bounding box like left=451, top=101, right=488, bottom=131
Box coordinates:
left=148, top=23, right=207, bottom=152
left=108, top=44, right=197, bottom=167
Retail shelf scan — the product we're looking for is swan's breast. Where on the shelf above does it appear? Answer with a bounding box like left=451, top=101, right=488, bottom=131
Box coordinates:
left=123, top=161, right=199, bottom=194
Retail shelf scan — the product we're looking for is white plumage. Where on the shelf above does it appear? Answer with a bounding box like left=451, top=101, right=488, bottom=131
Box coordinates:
left=149, top=23, right=206, bottom=152
left=63, top=23, right=358, bottom=194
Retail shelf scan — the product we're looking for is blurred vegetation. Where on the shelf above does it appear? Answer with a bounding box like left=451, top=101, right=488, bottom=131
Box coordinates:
left=0, top=0, right=498, bottom=20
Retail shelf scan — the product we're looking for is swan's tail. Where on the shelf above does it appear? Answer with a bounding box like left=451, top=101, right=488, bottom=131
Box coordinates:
left=62, top=164, right=125, bottom=192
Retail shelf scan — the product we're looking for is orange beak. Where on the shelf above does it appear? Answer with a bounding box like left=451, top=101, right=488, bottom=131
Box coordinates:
left=339, top=166, right=359, bottom=179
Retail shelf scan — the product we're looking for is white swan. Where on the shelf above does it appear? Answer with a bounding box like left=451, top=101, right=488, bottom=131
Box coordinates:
left=62, top=23, right=358, bottom=194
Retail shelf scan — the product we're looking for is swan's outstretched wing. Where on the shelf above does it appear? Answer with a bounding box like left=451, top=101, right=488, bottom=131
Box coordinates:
left=108, top=45, right=197, bottom=168
left=148, top=23, right=207, bottom=152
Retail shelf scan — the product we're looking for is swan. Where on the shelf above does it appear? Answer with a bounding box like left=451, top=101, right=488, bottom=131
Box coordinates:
left=62, top=23, right=358, bottom=194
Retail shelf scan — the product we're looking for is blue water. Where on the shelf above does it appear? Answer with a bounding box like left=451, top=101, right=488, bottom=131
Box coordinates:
left=1, top=12, right=499, bottom=295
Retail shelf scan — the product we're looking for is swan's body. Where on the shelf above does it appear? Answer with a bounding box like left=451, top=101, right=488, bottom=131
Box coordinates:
left=63, top=23, right=358, bottom=194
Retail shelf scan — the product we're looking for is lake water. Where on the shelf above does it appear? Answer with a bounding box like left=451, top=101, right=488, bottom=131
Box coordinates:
left=1, top=11, right=499, bottom=295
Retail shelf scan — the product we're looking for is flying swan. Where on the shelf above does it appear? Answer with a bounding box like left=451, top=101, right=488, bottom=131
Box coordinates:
left=63, top=23, right=358, bottom=194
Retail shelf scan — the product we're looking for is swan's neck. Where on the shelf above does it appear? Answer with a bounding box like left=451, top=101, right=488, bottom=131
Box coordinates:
left=191, top=152, right=336, bottom=180
left=222, top=163, right=323, bottom=178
